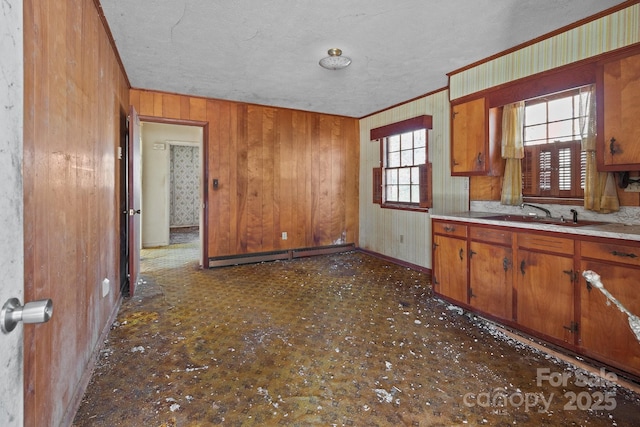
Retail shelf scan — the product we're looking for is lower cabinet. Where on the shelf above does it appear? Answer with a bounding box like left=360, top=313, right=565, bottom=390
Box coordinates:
left=433, top=229, right=468, bottom=303
left=516, top=248, right=575, bottom=344
left=579, top=240, right=640, bottom=375
left=432, top=218, right=640, bottom=379
left=469, top=227, right=513, bottom=321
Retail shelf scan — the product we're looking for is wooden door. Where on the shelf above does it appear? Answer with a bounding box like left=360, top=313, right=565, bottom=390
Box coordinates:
left=601, top=52, right=640, bottom=170
left=451, top=97, right=487, bottom=175
left=517, top=250, right=575, bottom=343
left=580, top=261, right=640, bottom=376
left=469, top=241, right=513, bottom=321
left=127, top=106, right=142, bottom=296
left=433, top=234, right=468, bottom=303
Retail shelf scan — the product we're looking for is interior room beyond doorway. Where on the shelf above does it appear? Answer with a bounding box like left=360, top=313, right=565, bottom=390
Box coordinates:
left=141, top=122, right=203, bottom=256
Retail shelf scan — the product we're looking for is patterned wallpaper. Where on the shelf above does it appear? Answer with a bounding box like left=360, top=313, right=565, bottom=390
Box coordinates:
left=449, top=3, right=640, bottom=100
left=170, top=145, right=200, bottom=227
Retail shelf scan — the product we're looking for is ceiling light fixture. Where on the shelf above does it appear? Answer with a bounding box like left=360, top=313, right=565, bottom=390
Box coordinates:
left=319, top=48, right=352, bottom=70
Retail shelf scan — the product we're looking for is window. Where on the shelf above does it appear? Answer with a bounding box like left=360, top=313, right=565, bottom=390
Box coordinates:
left=371, top=115, right=432, bottom=210
left=522, top=87, right=588, bottom=199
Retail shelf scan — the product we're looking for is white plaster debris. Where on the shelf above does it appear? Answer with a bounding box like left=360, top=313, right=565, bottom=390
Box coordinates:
left=131, top=346, right=145, bottom=353
left=169, top=403, right=180, bottom=412
left=583, top=270, right=640, bottom=342
left=374, top=386, right=401, bottom=403
left=385, top=361, right=392, bottom=371
left=446, top=304, right=464, bottom=315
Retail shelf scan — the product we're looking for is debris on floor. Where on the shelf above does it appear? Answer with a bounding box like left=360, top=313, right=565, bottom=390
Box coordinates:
left=73, top=241, right=640, bottom=426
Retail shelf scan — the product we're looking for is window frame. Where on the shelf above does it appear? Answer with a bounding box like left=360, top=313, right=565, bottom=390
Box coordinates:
left=521, top=86, right=589, bottom=202
left=371, top=116, right=433, bottom=211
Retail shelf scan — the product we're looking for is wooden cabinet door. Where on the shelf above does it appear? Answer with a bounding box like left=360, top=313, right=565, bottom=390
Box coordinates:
left=516, top=250, right=575, bottom=343
left=433, top=234, right=468, bottom=303
left=469, top=241, right=513, bottom=321
left=601, top=52, right=640, bottom=170
left=451, top=97, right=487, bottom=175
left=580, top=260, right=640, bottom=377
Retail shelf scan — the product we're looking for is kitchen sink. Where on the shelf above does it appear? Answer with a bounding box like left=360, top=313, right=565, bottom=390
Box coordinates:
left=480, top=214, right=608, bottom=227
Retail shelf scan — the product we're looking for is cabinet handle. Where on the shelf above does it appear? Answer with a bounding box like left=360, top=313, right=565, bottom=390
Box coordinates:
left=563, top=321, right=579, bottom=334
left=432, top=243, right=439, bottom=251
left=469, top=287, right=476, bottom=298
left=520, top=260, right=526, bottom=275
left=444, top=226, right=456, bottom=233
left=476, top=152, right=483, bottom=165
left=469, top=250, right=477, bottom=259
left=459, top=248, right=464, bottom=261
left=609, top=137, right=618, bottom=155
left=611, top=250, right=638, bottom=259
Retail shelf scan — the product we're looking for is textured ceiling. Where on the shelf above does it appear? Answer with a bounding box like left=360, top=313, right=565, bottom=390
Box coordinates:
left=100, top=0, right=624, bottom=118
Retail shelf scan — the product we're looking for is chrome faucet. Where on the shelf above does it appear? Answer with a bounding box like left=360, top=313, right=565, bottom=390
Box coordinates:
left=520, top=203, right=552, bottom=218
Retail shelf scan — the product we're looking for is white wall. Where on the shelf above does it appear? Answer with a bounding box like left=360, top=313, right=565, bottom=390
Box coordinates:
left=359, top=90, right=468, bottom=269
left=141, top=122, right=203, bottom=247
left=0, top=0, right=24, bottom=425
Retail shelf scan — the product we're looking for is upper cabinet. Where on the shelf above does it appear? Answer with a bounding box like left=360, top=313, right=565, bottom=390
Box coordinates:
left=451, top=97, right=503, bottom=176
left=598, top=50, right=640, bottom=171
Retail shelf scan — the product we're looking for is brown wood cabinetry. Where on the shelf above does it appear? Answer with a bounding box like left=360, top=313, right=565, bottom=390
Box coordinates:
left=469, top=227, right=513, bottom=321
left=579, top=241, right=640, bottom=375
left=516, top=234, right=576, bottom=344
left=451, top=98, right=488, bottom=175
left=432, top=217, right=640, bottom=378
left=432, top=221, right=468, bottom=302
left=599, top=51, right=640, bottom=171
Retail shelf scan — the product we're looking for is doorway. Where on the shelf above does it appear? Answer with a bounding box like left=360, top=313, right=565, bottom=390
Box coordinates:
left=140, top=122, right=204, bottom=264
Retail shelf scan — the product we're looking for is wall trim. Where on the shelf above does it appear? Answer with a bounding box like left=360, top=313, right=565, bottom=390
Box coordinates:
left=357, top=248, right=432, bottom=276
left=208, top=244, right=357, bottom=268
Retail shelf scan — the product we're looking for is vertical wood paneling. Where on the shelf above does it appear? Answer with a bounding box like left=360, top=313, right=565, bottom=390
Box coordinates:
left=261, top=108, right=276, bottom=250
left=246, top=106, right=263, bottom=252
left=23, top=0, right=130, bottom=425
left=131, top=89, right=359, bottom=258
left=235, top=105, right=249, bottom=253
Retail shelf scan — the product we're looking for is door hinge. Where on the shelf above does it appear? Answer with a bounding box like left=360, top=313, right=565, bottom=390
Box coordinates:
left=563, top=321, right=579, bottom=334
left=562, top=270, right=578, bottom=282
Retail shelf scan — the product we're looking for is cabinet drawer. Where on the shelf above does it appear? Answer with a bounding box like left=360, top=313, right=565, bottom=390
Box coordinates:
left=470, top=227, right=512, bottom=246
left=433, top=221, right=467, bottom=238
left=581, top=240, right=640, bottom=267
left=517, top=233, right=573, bottom=255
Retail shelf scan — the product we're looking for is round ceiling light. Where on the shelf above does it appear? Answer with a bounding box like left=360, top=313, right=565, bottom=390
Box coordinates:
left=319, top=48, right=352, bottom=70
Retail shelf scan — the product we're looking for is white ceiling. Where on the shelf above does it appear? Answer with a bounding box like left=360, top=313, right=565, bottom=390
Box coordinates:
left=100, top=0, right=624, bottom=118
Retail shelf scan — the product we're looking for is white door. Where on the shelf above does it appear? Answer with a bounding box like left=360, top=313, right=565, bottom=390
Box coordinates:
left=0, top=0, right=25, bottom=425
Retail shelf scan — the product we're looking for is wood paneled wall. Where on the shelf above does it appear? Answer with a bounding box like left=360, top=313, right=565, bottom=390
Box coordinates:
left=130, top=89, right=360, bottom=258
left=23, top=0, right=130, bottom=425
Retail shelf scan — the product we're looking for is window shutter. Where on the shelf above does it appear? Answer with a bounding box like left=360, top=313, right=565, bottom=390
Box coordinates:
left=419, top=163, right=432, bottom=208
left=522, top=150, right=534, bottom=195
left=373, top=167, right=382, bottom=204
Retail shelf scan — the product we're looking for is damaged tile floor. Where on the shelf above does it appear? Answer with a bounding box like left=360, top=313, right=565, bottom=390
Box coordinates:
left=73, top=234, right=640, bottom=426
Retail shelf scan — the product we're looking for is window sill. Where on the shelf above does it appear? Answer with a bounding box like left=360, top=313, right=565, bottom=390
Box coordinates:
left=381, top=203, right=429, bottom=213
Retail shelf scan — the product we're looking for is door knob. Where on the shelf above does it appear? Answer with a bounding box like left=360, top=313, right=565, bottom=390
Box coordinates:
left=1, top=298, right=53, bottom=334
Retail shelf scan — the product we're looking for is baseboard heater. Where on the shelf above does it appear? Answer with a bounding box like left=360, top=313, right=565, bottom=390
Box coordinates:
left=208, top=243, right=355, bottom=268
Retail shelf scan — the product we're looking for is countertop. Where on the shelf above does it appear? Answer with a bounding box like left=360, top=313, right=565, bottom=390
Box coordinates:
left=431, top=211, right=640, bottom=242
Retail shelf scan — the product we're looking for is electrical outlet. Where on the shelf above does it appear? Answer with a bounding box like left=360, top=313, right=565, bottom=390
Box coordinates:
left=282, top=231, right=288, bottom=240
left=102, top=278, right=110, bottom=297
left=624, top=182, right=640, bottom=192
